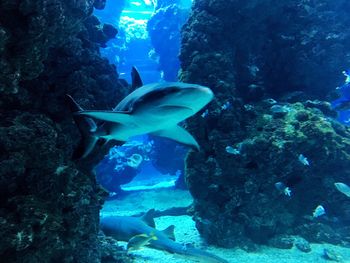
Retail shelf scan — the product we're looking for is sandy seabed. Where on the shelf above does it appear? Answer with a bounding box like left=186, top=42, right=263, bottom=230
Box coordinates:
left=101, top=188, right=350, bottom=263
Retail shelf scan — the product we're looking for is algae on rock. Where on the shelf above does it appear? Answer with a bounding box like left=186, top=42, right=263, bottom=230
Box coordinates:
left=180, top=0, right=350, bottom=248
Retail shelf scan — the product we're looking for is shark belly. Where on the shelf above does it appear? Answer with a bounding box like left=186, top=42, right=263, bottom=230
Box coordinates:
left=105, top=110, right=183, bottom=140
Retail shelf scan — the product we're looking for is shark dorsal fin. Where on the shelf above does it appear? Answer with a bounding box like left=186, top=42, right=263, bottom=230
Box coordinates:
left=131, top=66, right=143, bottom=90
left=141, top=209, right=156, bottom=228
left=161, top=225, right=175, bottom=241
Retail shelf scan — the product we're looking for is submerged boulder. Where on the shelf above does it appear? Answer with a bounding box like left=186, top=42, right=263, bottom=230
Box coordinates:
left=0, top=0, right=128, bottom=262
left=180, top=0, right=350, bottom=249
left=185, top=100, right=350, bottom=247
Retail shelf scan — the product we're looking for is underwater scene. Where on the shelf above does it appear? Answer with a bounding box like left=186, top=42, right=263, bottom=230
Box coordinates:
left=1, top=0, right=350, bottom=262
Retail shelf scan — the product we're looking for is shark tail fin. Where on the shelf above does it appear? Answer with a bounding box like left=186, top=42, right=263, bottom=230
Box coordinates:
left=161, top=225, right=176, bottom=241
left=141, top=209, right=156, bottom=228
left=66, top=94, right=99, bottom=160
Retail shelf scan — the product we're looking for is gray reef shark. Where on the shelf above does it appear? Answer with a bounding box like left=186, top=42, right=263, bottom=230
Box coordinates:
left=67, top=67, right=213, bottom=159
left=100, top=209, right=229, bottom=263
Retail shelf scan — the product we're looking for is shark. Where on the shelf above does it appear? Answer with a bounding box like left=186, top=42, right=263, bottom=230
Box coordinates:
left=67, top=67, right=213, bottom=159
left=100, top=209, right=229, bottom=263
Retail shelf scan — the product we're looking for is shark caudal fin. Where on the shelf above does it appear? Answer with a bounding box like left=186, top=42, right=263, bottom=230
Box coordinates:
left=66, top=95, right=99, bottom=159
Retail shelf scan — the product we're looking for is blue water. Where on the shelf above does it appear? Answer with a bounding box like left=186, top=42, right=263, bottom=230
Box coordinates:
left=94, top=0, right=162, bottom=83
left=93, top=0, right=189, bottom=194
left=92, top=2, right=350, bottom=263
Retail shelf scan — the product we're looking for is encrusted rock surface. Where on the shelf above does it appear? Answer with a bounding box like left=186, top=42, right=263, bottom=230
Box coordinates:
left=0, top=0, right=128, bottom=262
left=180, top=0, right=350, bottom=249
left=180, top=0, right=350, bottom=101
left=147, top=0, right=190, bottom=81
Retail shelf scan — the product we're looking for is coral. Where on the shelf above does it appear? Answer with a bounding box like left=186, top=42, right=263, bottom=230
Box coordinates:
left=295, top=237, right=311, bottom=253
left=119, top=16, right=149, bottom=43
left=84, top=16, right=118, bottom=47
left=180, top=0, right=350, bottom=248
left=185, top=99, right=350, bottom=247
left=180, top=0, right=350, bottom=101
left=99, top=235, right=131, bottom=263
left=186, top=99, right=350, bottom=247
left=268, top=235, right=294, bottom=249
left=95, top=140, right=153, bottom=193
left=94, top=0, right=107, bottom=10
left=147, top=1, right=190, bottom=81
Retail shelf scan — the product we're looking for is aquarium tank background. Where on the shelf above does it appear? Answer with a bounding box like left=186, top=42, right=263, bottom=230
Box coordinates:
left=1, top=0, right=350, bottom=262
left=93, top=0, right=192, bottom=194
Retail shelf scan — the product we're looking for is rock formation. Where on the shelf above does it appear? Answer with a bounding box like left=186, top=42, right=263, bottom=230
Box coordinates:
left=0, top=1, right=128, bottom=262
left=180, top=0, right=350, bottom=249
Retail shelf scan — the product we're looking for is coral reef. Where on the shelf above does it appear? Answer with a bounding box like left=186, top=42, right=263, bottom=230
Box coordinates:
left=186, top=101, right=350, bottom=248
left=0, top=0, right=128, bottom=262
left=147, top=0, right=190, bottom=81
left=96, top=140, right=153, bottom=193
left=99, top=235, right=132, bottom=263
left=180, top=0, right=350, bottom=101
left=180, top=0, right=350, bottom=249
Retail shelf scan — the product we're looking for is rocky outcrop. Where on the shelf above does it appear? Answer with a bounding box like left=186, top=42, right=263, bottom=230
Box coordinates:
left=180, top=0, right=350, bottom=101
left=0, top=1, right=128, bottom=262
left=180, top=0, right=350, bottom=249
left=147, top=0, right=190, bottom=81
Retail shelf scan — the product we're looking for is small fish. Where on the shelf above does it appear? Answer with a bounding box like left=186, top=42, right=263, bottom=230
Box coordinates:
left=109, top=192, right=118, bottom=198
left=248, top=65, right=259, bottom=77
left=263, top=98, right=277, bottom=105
left=221, top=101, right=232, bottom=111
left=313, top=205, right=326, bottom=218
left=284, top=187, right=292, bottom=197
left=274, top=182, right=292, bottom=197
left=225, top=146, right=240, bottom=155
left=298, top=154, right=310, bottom=166
left=270, top=105, right=290, bottom=114
left=342, top=70, right=350, bottom=84
left=244, top=104, right=254, bottom=111
left=201, top=109, right=209, bottom=118
left=127, top=232, right=158, bottom=252
left=334, top=182, right=350, bottom=198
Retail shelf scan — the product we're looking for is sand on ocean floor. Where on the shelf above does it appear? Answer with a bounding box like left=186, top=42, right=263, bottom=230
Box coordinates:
left=101, top=188, right=193, bottom=217
left=101, top=188, right=350, bottom=263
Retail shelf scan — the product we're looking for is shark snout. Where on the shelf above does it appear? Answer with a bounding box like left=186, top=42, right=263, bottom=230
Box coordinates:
left=183, top=85, right=214, bottom=110
left=198, top=86, right=214, bottom=102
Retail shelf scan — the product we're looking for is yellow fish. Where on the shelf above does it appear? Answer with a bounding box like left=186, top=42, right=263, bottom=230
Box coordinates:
left=127, top=232, right=158, bottom=252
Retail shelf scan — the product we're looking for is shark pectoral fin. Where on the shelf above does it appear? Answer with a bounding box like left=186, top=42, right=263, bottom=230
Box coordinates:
left=141, top=209, right=156, bottom=228
left=151, top=126, right=200, bottom=151
left=73, top=136, right=99, bottom=160
left=77, top=110, right=133, bottom=124
left=162, top=225, right=176, bottom=241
